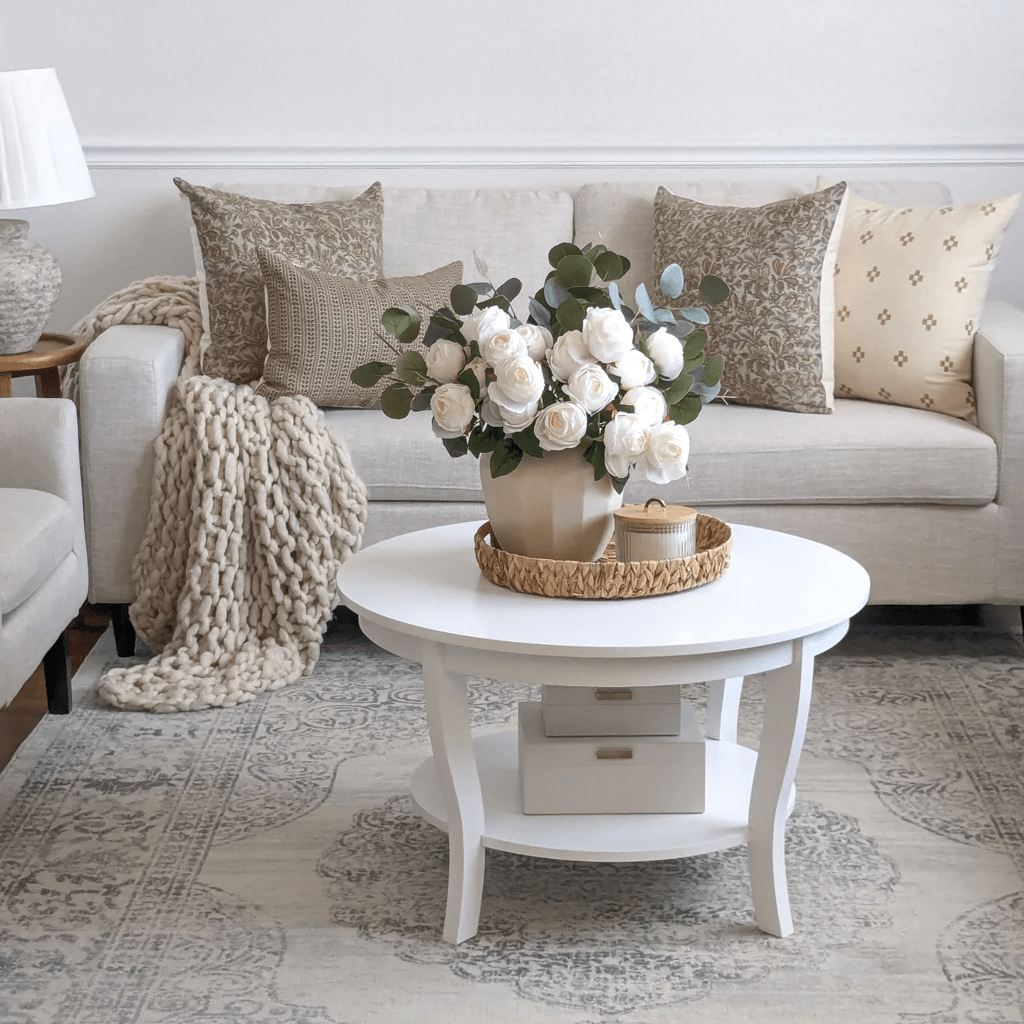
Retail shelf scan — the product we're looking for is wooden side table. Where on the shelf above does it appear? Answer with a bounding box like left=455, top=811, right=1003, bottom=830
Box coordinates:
left=0, top=332, right=88, bottom=399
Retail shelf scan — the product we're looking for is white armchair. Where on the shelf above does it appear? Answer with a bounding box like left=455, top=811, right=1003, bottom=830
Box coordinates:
left=0, top=397, right=89, bottom=712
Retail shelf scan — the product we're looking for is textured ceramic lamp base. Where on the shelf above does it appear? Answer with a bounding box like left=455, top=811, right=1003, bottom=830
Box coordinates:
left=479, top=447, right=623, bottom=562
left=0, top=219, right=62, bottom=355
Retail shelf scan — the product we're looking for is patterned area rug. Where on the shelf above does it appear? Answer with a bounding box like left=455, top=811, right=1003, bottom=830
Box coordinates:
left=1, top=611, right=1022, bottom=1024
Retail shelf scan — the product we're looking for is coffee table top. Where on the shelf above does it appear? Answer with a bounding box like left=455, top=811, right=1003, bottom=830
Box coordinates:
left=336, top=521, right=870, bottom=659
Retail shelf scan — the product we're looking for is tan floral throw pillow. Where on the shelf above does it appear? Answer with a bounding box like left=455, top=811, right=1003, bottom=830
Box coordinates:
left=652, top=181, right=848, bottom=414
left=254, top=246, right=463, bottom=408
left=830, top=188, right=1019, bottom=423
left=175, top=178, right=384, bottom=385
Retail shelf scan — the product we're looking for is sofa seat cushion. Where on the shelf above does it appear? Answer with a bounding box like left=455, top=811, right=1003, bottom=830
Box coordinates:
left=0, top=488, right=74, bottom=614
left=324, top=398, right=997, bottom=508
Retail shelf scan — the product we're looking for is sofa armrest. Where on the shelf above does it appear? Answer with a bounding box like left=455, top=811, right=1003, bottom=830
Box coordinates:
left=78, top=324, right=185, bottom=604
left=973, top=300, right=1024, bottom=601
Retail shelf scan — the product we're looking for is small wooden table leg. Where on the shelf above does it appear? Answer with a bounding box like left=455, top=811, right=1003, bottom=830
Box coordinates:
left=36, top=366, right=62, bottom=398
left=0, top=371, right=11, bottom=399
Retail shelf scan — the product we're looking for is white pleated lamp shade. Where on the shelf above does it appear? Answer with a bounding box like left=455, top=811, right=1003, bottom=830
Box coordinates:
left=0, top=68, right=94, bottom=211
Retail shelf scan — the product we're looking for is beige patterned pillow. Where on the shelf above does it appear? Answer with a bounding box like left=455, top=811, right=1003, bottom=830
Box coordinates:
left=652, top=182, right=848, bottom=414
left=175, top=178, right=384, bottom=384
left=254, top=246, right=463, bottom=408
left=829, top=187, right=1019, bottom=422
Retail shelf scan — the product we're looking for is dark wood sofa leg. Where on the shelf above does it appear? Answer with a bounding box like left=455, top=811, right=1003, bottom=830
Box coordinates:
left=43, top=629, right=72, bottom=714
left=111, top=603, right=136, bottom=657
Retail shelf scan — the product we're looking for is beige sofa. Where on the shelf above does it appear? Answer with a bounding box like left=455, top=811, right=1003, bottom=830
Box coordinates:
left=76, top=179, right=1024, bottom=656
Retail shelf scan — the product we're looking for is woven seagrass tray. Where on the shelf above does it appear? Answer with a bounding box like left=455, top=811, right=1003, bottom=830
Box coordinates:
left=474, top=514, right=732, bottom=600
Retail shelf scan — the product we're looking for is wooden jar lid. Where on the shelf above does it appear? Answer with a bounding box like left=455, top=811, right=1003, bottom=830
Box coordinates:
left=613, top=497, right=697, bottom=533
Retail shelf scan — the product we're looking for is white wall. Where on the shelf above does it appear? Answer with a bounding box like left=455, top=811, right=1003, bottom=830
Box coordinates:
left=3, top=0, right=1023, bottom=333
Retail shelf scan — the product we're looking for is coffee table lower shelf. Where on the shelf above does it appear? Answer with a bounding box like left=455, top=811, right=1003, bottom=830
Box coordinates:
left=410, top=730, right=794, bottom=863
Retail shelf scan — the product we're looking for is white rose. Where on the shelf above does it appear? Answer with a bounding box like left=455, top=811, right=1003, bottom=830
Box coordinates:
left=460, top=305, right=511, bottom=344
left=492, top=355, right=544, bottom=405
left=646, top=327, right=685, bottom=380
left=514, top=323, right=552, bottom=361
left=424, top=339, right=467, bottom=384
left=480, top=396, right=504, bottom=427
left=501, top=400, right=539, bottom=435
left=603, top=412, right=651, bottom=479
left=613, top=349, right=657, bottom=390
left=582, top=307, right=635, bottom=363
left=487, top=378, right=540, bottom=425
left=430, top=383, right=476, bottom=438
left=621, top=385, right=668, bottom=427
left=566, top=363, right=618, bottom=414
left=546, top=329, right=596, bottom=383
left=639, top=421, right=690, bottom=485
left=534, top=401, right=589, bottom=451
left=480, top=328, right=528, bottom=368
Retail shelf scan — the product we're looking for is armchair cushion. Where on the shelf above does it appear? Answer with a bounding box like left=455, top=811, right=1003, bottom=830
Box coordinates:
left=0, top=488, right=74, bottom=613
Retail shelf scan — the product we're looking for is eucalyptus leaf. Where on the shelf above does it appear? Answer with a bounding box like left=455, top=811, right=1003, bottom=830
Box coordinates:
left=584, top=243, right=607, bottom=263
left=496, top=278, right=522, bottom=302
left=410, top=386, right=437, bottom=412
left=662, top=373, right=694, bottom=406
left=528, top=297, right=552, bottom=327
left=468, top=425, right=502, bottom=455
left=467, top=281, right=493, bottom=296
left=679, top=306, right=710, bottom=326
left=449, top=284, right=478, bottom=317
left=544, top=277, right=570, bottom=310
left=443, top=435, right=470, bottom=458
left=555, top=296, right=586, bottom=333
left=458, top=366, right=481, bottom=400
left=593, top=250, right=624, bottom=282
left=478, top=295, right=511, bottom=313
left=699, top=274, right=730, bottom=306
left=683, top=330, right=707, bottom=360
left=548, top=242, right=582, bottom=268
left=510, top=427, right=543, bottom=458
left=669, top=394, right=703, bottom=426
left=489, top=439, right=524, bottom=478
left=380, top=306, right=420, bottom=344
left=396, top=350, right=428, bottom=386
left=350, top=361, right=393, bottom=388
left=702, top=352, right=724, bottom=387
left=380, top=382, right=414, bottom=420
left=473, top=252, right=489, bottom=277
left=422, top=319, right=451, bottom=347
left=608, top=281, right=622, bottom=310
left=654, top=308, right=675, bottom=323
left=659, top=263, right=685, bottom=299
left=618, top=303, right=636, bottom=322
left=568, top=286, right=614, bottom=308
left=555, top=254, right=594, bottom=290
left=634, top=283, right=659, bottom=324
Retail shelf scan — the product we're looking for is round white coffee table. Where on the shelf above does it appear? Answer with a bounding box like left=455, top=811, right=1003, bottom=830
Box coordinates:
left=336, top=520, right=870, bottom=944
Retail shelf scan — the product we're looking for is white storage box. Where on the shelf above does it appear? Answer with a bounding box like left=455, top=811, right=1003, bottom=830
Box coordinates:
left=518, top=700, right=705, bottom=815
left=541, top=683, right=682, bottom=736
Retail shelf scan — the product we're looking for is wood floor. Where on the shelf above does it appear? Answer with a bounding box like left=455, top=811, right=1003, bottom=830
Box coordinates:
left=1, top=603, right=1019, bottom=776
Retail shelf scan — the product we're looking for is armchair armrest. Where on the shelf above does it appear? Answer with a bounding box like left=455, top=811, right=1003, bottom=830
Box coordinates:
left=973, top=299, right=1024, bottom=600
left=0, top=397, right=83, bottom=507
left=78, top=324, right=185, bottom=604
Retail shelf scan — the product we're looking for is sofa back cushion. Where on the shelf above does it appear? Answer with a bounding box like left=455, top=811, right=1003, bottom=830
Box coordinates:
left=214, top=183, right=575, bottom=311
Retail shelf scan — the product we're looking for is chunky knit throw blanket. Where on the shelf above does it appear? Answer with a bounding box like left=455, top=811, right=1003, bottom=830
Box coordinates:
left=70, top=277, right=368, bottom=712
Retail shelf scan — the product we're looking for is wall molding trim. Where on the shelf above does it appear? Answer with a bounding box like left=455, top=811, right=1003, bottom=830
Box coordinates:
left=82, top=141, right=1024, bottom=170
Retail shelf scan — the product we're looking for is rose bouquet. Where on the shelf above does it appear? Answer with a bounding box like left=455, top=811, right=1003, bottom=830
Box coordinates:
left=351, top=242, right=729, bottom=489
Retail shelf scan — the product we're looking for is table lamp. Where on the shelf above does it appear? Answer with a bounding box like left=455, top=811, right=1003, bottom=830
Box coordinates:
left=0, top=68, right=94, bottom=355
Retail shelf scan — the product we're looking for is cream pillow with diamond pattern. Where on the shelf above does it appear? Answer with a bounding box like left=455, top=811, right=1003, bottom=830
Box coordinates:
left=822, top=180, right=1019, bottom=423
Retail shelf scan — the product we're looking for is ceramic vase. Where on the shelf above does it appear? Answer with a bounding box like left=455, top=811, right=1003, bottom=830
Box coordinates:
left=479, top=447, right=623, bottom=562
left=0, top=220, right=62, bottom=355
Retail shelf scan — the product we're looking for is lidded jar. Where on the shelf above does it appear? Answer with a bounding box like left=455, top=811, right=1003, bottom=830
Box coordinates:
left=613, top=497, right=697, bottom=563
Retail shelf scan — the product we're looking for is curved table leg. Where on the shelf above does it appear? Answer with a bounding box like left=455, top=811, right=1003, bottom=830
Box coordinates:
left=421, top=641, right=487, bottom=944
left=706, top=677, right=743, bottom=742
left=747, top=639, right=814, bottom=937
